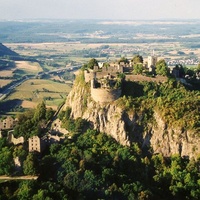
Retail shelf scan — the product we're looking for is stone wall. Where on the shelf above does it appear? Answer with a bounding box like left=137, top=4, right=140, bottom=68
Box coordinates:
left=7, top=131, right=24, bottom=145
left=84, top=69, right=122, bottom=103
left=84, top=70, right=121, bottom=83
left=102, top=65, right=123, bottom=73
left=84, top=70, right=96, bottom=83
left=91, top=87, right=121, bottom=103
left=126, top=74, right=167, bottom=83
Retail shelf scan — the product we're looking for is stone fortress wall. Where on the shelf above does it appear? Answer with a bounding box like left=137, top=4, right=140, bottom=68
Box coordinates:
left=84, top=64, right=123, bottom=103
left=84, top=70, right=95, bottom=83
left=84, top=64, right=124, bottom=83
left=91, top=80, right=121, bottom=103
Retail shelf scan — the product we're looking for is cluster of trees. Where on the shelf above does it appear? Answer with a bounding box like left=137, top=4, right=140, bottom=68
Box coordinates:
left=118, top=55, right=200, bottom=78
left=1, top=127, right=199, bottom=199
left=0, top=100, right=25, bottom=113
left=155, top=59, right=169, bottom=76
left=0, top=138, right=14, bottom=175
left=0, top=59, right=15, bottom=70
left=82, top=58, right=99, bottom=70
left=59, top=107, right=89, bottom=136
left=118, top=56, right=130, bottom=64
left=155, top=80, right=200, bottom=129
left=0, top=101, right=55, bottom=177
left=14, top=101, right=54, bottom=139
left=118, top=55, right=170, bottom=77
left=0, top=136, right=39, bottom=177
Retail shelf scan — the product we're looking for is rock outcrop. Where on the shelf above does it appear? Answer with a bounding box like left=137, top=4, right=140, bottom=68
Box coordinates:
left=149, top=112, right=200, bottom=159
left=65, top=80, right=130, bottom=146
left=65, top=75, right=200, bottom=159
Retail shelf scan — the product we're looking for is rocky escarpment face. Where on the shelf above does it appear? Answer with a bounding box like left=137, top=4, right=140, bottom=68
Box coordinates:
left=149, top=112, right=200, bottom=159
left=64, top=77, right=200, bottom=159
left=65, top=81, right=130, bottom=146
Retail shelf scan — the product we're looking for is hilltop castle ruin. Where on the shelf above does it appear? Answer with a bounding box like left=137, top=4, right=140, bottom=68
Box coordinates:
left=84, top=63, right=129, bottom=103
left=83, top=54, right=159, bottom=103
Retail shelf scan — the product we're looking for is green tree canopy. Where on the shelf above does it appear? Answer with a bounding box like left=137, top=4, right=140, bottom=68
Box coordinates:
left=34, top=101, right=46, bottom=122
left=132, top=54, right=143, bottom=64
left=156, top=59, right=169, bottom=76
left=103, top=62, right=110, bottom=68
left=87, top=58, right=99, bottom=69
left=133, top=63, right=143, bottom=75
left=118, top=57, right=129, bottom=64
left=45, top=107, right=54, bottom=121
left=197, top=63, right=200, bottom=72
left=23, top=153, right=37, bottom=175
left=17, top=181, right=35, bottom=200
left=0, top=147, right=14, bottom=175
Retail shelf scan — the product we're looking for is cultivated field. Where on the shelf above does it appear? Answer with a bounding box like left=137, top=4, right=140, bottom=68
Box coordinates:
left=5, top=42, right=85, bottom=58
left=6, top=42, right=200, bottom=63
left=15, top=61, right=43, bottom=75
left=0, top=70, right=13, bottom=77
left=6, top=79, right=71, bottom=109
left=0, top=79, right=13, bottom=87
left=0, top=61, right=44, bottom=89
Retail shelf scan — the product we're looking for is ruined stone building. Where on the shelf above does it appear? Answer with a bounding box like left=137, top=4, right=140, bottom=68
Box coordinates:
left=29, top=136, right=45, bottom=153
left=0, top=116, right=17, bottom=130
left=7, top=130, right=24, bottom=145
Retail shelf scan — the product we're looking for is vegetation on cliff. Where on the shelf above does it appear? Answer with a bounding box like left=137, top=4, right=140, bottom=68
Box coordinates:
left=118, top=78, right=200, bottom=133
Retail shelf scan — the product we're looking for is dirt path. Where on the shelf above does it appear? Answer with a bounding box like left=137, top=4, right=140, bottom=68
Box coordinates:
left=0, top=175, right=38, bottom=180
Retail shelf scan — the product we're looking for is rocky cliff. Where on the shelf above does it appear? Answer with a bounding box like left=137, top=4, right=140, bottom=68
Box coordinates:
left=65, top=78, right=130, bottom=146
left=145, top=112, right=200, bottom=159
left=64, top=73, right=200, bottom=159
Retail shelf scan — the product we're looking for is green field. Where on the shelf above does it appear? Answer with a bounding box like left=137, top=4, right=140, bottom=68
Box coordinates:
left=6, top=79, right=72, bottom=108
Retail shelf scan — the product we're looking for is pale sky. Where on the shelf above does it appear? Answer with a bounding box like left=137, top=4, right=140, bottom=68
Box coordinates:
left=0, top=0, right=200, bottom=20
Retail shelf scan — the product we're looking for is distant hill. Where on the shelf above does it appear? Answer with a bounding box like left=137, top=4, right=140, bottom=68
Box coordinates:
left=0, top=43, right=19, bottom=57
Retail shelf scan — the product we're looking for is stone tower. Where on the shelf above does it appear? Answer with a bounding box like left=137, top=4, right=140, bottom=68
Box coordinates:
left=148, top=55, right=157, bottom=68
left=148, top=51, right=157, bottom=73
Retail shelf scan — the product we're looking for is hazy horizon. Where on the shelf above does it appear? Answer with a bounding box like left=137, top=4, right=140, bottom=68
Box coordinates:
left=0, top=0, right=200, bottom=21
